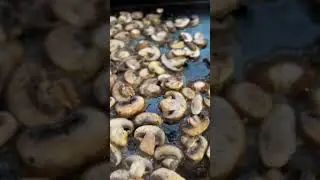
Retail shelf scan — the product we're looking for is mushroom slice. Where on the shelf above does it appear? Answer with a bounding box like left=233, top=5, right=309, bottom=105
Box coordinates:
left=191, top=93, right=203, bottom=115
left=154, top=145, right=184, bottom=170
left=181, top=135, right=208, bottom=162
left=112, top=81, right=135, bottom=102
left=227, top=82, right=273, bottom=120
left=150, top=168, right=186, bottom=180
left=131, top=11, right=143, bottom=19
left=110, top=97, right=116, bottom=108
left=259, top=104, right=296, bottom=168
left=151, top=31, right=168, bottom=43
left=181, top=87, right=196, bottom=100
left=170, top=49, right=187, bottom=57
left=125, top=59, right=141, bottom=70
left=134, top=125, right=166, bottom=155
left=148, top=61, right=166, bottom=75
left=134, top=112, right=163, bottom=127
left=0, top=111, right=18, bottom=147
left=139, top=68, right=154, bottom=79
left=115, top=96, right=145, bottom=118
left=110, top=39, right=125, bottom=53
left=45, top=26, right=102, bottom=79
left=159, top=91, right=187, bottom=121
left=210, top=96, right=245, bottom=179
left=111, top=49, right=132, bottom=61
left=144, top=26, right=156, bottom=36
left=165, top=20, right=177, bottom=32
left=174, top=17, right=190, bottom=28
left=81, top=162, right=109, bottom=180
left=193, top=32, right=208, bottom=48
left=110, top=118, right=134, bottom=147
left=52, top=0, right=97, bottom=27
left=124, top=70, right=142, bottom=87
left=130, top=29, right=141, bottom=38
left=180, top=32, right=193, bottom=42
left=93, top=71, right=108, bottom=106
left=123, top=155, right=153, bottom=178
left=169, top=40, right=185, bottom=49
left=110, top=16, right=117, bottom=25
left=110, top=169, right=130, bottom=180
left=110, top=143, right=122, bottom=167
left=139, top=78, right=161, bottom=97
left=181, top=114, right=209, bottom=136
left=118, top=11, right=132, bottom=24
left=16, top=108, right=108, bottom=176
left=113, top=31, right=130, bottom=40
left=191, top=80, right=209, bottom=93
left=158, top=74, right=184, bottom=91
left=190, top=15, right=200, bottom=27
left=138, top=46, right=161, bottom=61
left=300, top=111, right=320, bottom=146
left=161, top=54, right=187, bottom=72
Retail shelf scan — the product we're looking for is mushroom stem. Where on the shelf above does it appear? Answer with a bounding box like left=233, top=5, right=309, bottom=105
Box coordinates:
left=139, top=132, right=156, bottom=155
left=129, top=160, right=146, bottom=178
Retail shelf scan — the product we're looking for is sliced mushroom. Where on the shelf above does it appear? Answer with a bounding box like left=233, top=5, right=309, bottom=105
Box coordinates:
left=138, top=46, right=161, bottom=61
left=150, top=168, right=186, bottom=180
left=134, top=125, right=166, bottom=155
left=180, top=32, right=193, bottom=42
left=110, top=97, right=116, bottom=108
left=111, top=49, right=133, bottom=61
left=181, top=114, right=209, bottom=136
left=185, top=42, right=201, bottom=59
left=131, top=11, right=143, bottom=20
left=210, top=96, right=245, bottom=179
left=118, top=11, right=133, bottom=24
left=193, top=32, right=208, bottom=48
left=7, top=63, right=80, bottom=127
left=115, top=96, right=145, bottom=118
left=123, top=155, right=153, bottom=178
left=52, top=0, right=97, bottom=26
left=134, top=112, right=163, bottom=127
left=174, top=17, right=190, bottom=28
left=300, top=111, right=320, bottom=146
left=110, top=118, right=134, bottom=147
left=181, top=135, right=208, bottom=162
left=259, top=104, right=296, bottom=168
left=139, top=78, right=162, bottom=97
left=0, top=111, right=18, bottom=148
left=110, top=169, right=130, bottom=180
left=148, top=61, right=166, bottom=75
left=125, top=59, right=141, bottom=70
left=191, top=93, right=203, bottom=115
left=154, top=145, right=184, bottom=170
left=151, top=31, right=169, bottom=43
left=93, top=71, right=108, bottom=106
left=165, top=20, right=177, bottom=32
left=181, top=87, right=196, bottom=100
left=191, top=80, right=209, bottom=92
left=130, top=29, right=141, bottom=38
left=81, top=162, right=109, bottom=180
left=139, top=68, right=154, bottom=79
left=190, top=15, right=200, bottom=27
left=158, top=74, right=184, bottom=91
left=161, top=54, right=187, bottom=72
left=45, top=26, right=102, bottom=79
left=124, top=70, right=142, bottom=87
left=112, top=81, right=135, bottom=102
left=227, top=82, right=273, bottom=120
left=110, top=143, right=122, bottom=167
left=16, top=108, right=108, bottom=176
left=110, top=39, right=125, bottom=53
left=113, top=31, right=130, bottom=40
left=169, top=40, right=185, bottom=49
left=144, top=25, right=156, bottom=36
left=159, top=91, right=187, bottom=121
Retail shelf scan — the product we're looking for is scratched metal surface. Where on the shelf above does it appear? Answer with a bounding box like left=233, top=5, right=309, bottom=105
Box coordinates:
left=111, top=3, right=210, bottom=179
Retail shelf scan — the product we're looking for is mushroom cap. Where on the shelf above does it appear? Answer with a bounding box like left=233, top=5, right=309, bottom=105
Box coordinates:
left=110, top=169, right=130, bottom=180
left=81, top=162, right=109, bottom=180
left=93, top=71, right=108, bottom=106
left=110, top=143, right=122, bottom=167
left=150, top=168, right=185, bottom=180
left=181, top=114, right=210, bottom=136
left=134, top=112, right=163, bottom=127
left=110, top=118, right=134, bottom=146
left=134, top=125, right=166, bottom=146
left=0, top=111, right=18, bottom=148
left=154, top=145, right=184, bottom=170
left=159, top=91, right=187, bottom=121
left=181, top=135, right=208, bottom=162
left=123, top=155, right=153, bottom=175
left=45, top=26, right=102, bottom=79
left=115, top=96, right=145, bottom=118
left=16, top=107, right=109, bottom=176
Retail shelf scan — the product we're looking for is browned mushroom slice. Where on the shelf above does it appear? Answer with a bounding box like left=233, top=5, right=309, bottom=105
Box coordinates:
left=246, top=55, right=316, bottom=95
left=259, top=104, right=296, bottom=168
left=7, top=63, right=80, bottom=127
left=138, top=46, right=161, bottom=61
left=45, top=26, right=102, bottom=79
left=118, top=11, right=133, bottom=24
left=150, top=168, right=186, bottom=180
left=161, top=54, right=187, bottom=72
left=110, top=169, right=130, bottom=180
left=181, top=114, right=209, bottom=136
left=193, top=32, right=208, bottom=48
left=139, top=78, right=162, bottom=98
left=110, top=118, right=134, bottom=147
left=159, top=91, right=187, bottom=122
left=212, top=53, right=234, bottom=88
left=81, top=162, right=109, bottom=180
left=111, top=49, right=133, bottom=61
left=154, top=145, right=184, bottom=170
left=112, top=81, right=135, bottom=102
left=212, top=0, right=240, bottom=18
left=124, top=70, right=142, bottom=87
left=181, top=87, right=196, bottom=100
left=148, top=61, right=166, bottom=75
left=52, top=0, right=97, bottom=26
left=210, top=96, right=245, bottom=179
left=300, top=111, right=320, bottom=146
left=134, top=125, right=166, bottom=156
left=16, top=108, right=108, bottom=176
left=115, top=96, right=145, bottom=118
left=123, top=155, right=153, bottom=178
left=227, top=82, right=273, bottom=120
left=158, top=74, right=184, bottom=91
left=181, top=135, right=208, bottom=162
left=93, top=71, right=108, bottom=106
left=134, top=112, right=163, bottom=127
left=110, top=143, right=122, bottom=167
left=0, top=111, right=18, bottom=148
